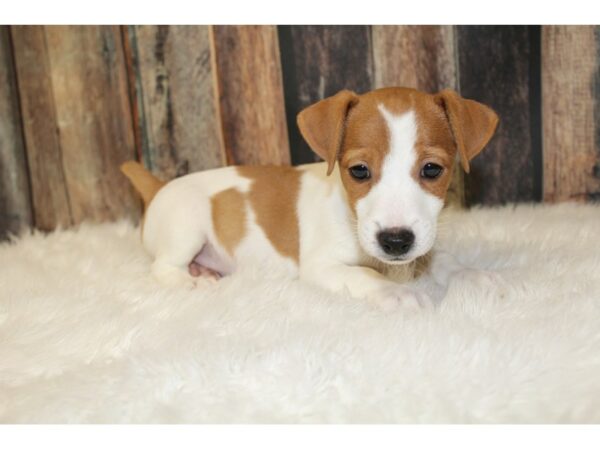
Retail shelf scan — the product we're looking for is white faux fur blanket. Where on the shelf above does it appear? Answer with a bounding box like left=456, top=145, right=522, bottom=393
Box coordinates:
left=1, top=203, right=600, bottom=423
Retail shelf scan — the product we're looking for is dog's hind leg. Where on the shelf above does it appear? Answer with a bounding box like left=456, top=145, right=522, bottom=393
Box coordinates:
left=147, top=212, right=210, bottom=289
left=152, top=242, right=206, bottom=289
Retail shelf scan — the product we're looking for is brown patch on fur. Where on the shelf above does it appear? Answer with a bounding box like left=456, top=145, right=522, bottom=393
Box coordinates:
left=412, top=145, right=455, bottom=199
left=337, top=87, right=458, bottom=210
left=298, top=87, right=497, bottom=210
left=211, top=188, right=246, bottom=256
left=337, top=91, right=393, bottom=212
left=411, top=92, right=458, bottom=200
left=297, top=90, right=358, bottom=175
left=120, top=161, right=167, bottom=235
left=434, top=89, right=499, bottom=173
left=120, top=161, right=166, bottom=210
left=237, top=166, right=301, bottom=263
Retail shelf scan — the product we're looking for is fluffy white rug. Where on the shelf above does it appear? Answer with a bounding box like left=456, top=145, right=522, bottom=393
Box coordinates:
left=1, top=203, right=600, bottom=423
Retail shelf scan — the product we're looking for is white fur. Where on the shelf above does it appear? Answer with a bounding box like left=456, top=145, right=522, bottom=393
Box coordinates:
left=143, top=160, right=431, bottom=308
left=141, top=108, right=443, bottom=307
left=1, top=203, right=600, bottom=423
left=355, top=107, right=443, bottom=263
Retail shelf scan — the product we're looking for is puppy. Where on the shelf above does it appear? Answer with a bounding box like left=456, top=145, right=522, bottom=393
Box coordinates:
left=122, top=87, right=498, bottom=309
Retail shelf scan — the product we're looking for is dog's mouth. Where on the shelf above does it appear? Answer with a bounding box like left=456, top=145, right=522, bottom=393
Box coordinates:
left=381, top=255, right=415, bottom=265
left=366, top=248, right=417, bottom=265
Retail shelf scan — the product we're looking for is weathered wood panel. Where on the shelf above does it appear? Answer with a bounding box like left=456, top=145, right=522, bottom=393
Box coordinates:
left=11, top=26, right=140, bottom=229
left=211, top=25, right=289, bottom=165
left=10, top=26, right=73, bottom=230
left=278, top=25, right=373, bottom=165
left=457, top=25, right=543, bottom=206
left=542, top=26, right=600, bottom=202
left=372, top=25, right=456, bottom=92
left=0, top=26, right=32, bottom=239
left=372, top=25, right=464, bottom=207
left=126, top=25, right=225, bottom=180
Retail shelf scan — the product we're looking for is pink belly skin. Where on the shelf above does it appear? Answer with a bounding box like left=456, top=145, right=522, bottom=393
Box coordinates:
left=187, top=242, right=232, bottom=279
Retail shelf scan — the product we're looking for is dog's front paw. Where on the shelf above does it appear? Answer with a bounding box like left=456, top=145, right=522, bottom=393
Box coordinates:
left=368, top=284, right=432, bottom=312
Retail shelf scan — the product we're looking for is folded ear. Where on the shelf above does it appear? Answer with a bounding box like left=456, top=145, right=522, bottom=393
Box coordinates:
left=297, top=90, right=358, bottom=175
left=434, top=89, right=499, bottom=173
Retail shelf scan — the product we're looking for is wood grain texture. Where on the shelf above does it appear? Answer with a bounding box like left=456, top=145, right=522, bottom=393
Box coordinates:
left=457, top=26, right=543, bottom=205
left=10, top=26, right=72, bottom=230
left=372, top=25, right=456, bottom=92
left=211, top=25, right=289, bottom=165
left=11, top=26, right=140, bottom=229
left=278, top=25, right=373, bottom=165
left=542, top=26, right=600, bottom=202
left=0, top=26, right=32, bottom=239
left=372, top=25, right=464, bottom=207
left=126, top=26, right=225, bottom=180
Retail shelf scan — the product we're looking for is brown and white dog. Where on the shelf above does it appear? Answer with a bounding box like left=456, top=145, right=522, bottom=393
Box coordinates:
left=122, top=87, right=498, bottom=309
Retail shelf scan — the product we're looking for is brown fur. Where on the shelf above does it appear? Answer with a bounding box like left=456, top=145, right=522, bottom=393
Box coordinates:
left=211, top=188, right=247, bottom=256
left=296, top=90, right=358, bottom=175
left=434, top=89, right=499, bottom=173
left=339, top=88, right=458, bottom=210
left=236, top=166, right=301, bottom=263
left=120, top=161, right=165, bottom=210
left=298, top=87, right=498, bottom=213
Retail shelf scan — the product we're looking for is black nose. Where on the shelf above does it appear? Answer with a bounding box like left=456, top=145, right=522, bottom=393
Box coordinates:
left=377, top=228, right=415, bottom=256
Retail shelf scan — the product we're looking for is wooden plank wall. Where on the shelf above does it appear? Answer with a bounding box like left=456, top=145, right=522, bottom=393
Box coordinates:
left=11, top=25, right=139, bottom=230
left=278, top=25, right=373, bottom=165
left=542, top=26, right=600, bottom=202
left=10, top=26, right=73, bottom=231
left=457, top=25, right=543, bottom=205
left=1, top=25, right=598, bottom=239
left=0, top=26, right=32, bottom=239
left=212, top=25, right=290, bottom=165
left=126, top=25, right=225, bottom=180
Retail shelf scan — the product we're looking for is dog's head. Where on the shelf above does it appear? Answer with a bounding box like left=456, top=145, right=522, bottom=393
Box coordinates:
left=297, top=87, right=498, bottom=264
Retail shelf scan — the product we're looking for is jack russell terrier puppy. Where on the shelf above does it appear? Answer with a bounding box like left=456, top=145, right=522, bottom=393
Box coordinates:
left=122, top=87, right=499, bottom=309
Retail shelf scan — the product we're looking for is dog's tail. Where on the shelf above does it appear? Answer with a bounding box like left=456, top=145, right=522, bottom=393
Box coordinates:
left=120, top=161, right=166, bottom=209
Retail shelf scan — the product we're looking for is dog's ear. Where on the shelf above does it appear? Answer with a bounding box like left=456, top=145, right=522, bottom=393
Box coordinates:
left=434, top=89, right=499, bottom=173
left=297, top=90, right=358, bottom=175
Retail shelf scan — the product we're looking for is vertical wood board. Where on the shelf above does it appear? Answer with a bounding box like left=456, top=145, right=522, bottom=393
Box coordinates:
left=11, top=25, right=73, bottom=230
left=457, top=25, right=543, bottom=205
left=127, top=25, right=225, bottom=180
left=211, top=26, right=290, bottom=166
left=542, top=26, right=600, bottom=202
left=278, top=25, right=373, bottom=165
left=0, top=26, right=32, bottom=239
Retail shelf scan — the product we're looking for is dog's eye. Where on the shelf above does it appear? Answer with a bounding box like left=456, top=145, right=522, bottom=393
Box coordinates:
left=349, top=164, right=370, bottom=180
left=420, top=163, right=443, bottom=180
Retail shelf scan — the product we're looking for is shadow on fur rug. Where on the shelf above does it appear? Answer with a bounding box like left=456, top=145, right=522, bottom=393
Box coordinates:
left=1, top=203, right=599, bottom=423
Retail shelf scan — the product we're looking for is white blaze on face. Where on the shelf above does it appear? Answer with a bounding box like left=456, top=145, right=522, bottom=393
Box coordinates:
left=355, top=106, right=444, bottom=263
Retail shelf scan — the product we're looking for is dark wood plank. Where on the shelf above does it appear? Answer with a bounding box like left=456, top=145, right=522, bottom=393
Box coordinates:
left=0, top=26, right=32, bottom=239
left=10, top=26, right=73, bottom=230
left=211, top=25, right=290, bottom=165
left=12, top=26, right=140, bottom=229
left=457, top=26, right=543, bottom=206
left=278, top=25, right=373, bottom=165
left=542, top=26, right=600, bottom=202
left=372, top=25, right=464, bottom=207
left=126, top=26, right=225, bottom=180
